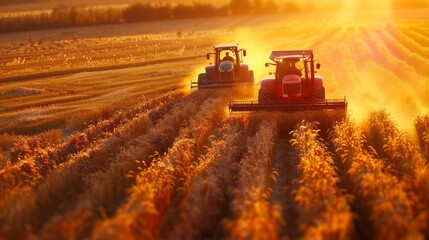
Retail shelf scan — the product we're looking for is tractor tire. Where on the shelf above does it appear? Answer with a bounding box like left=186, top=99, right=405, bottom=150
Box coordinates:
left=258, top=88, right=271, bottom=102
left=198, top=73, right=207, bottom=85
left=312, top=87, right=326, bottom=100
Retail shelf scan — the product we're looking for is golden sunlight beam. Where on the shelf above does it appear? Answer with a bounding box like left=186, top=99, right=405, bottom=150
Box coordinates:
left=337, top=0, right=392, bottom=23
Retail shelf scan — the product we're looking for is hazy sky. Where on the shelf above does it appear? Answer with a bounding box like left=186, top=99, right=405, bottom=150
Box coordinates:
left=1, top=0, right=337, bottom=12
left=2, top=0, right=420, bottom=13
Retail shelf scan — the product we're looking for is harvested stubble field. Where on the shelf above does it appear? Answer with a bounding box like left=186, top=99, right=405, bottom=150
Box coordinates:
left=1, top=7, right=429, bottom=240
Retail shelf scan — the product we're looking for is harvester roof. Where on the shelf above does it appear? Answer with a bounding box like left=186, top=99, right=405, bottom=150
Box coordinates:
left=214, top=44, right=238, bottom=51
left=269, top=50, right=313, bottom=62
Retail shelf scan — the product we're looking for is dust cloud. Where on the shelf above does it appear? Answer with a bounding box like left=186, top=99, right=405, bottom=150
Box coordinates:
left=185, top=8, right=428, bottom=133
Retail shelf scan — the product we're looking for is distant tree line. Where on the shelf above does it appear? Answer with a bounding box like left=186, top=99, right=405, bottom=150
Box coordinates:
left=1, top=0, right=41, bottom=5
left=0, top=0, right=299, bottom=33
left=0, top=6, right=124, bottom=33
left=0, top=0, right=428, bottom=33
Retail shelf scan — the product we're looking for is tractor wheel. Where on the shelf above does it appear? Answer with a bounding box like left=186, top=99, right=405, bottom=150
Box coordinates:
left=312, top=87, right=326, bottom=100
left=198, top=73, right=207, bottom=85
left=258, top=88, right=271, bottom=102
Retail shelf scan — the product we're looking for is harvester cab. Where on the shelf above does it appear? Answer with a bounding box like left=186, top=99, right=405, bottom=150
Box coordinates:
left=191, top=44, right=254, bottom=89
left=229, top=50, right=347, bottom=112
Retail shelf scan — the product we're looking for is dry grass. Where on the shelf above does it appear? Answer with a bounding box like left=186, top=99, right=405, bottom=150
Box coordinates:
left=0, top=31, right=210, bottom=80
left=65, top=105, right=115, bottom=131
left=0, top=27, right=211, bottom=136
left=0, top=67, right=194, bottom=135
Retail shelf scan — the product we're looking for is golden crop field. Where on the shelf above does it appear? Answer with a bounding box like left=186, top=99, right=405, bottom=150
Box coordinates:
left=1, top=5, right=429, bottom=240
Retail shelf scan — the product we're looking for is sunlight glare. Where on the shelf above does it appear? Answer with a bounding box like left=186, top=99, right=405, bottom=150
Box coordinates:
left=337, top=0, right=392, bottom=25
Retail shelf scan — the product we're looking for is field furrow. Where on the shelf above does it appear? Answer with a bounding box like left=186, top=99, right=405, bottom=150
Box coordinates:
left=271, top=138, right=300, bottom=239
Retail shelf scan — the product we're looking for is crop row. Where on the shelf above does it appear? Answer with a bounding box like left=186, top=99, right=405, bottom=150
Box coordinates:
left=224, top=120, right=282, bottom=239
left=367, top=111, right=429, bottom=229
left=331, top=119, right=424, bottom=239
left=88, top=96, right=227, bottom=240
left=291, top=121, right=353, bottom=239
left=0, top=90, right=183, bottom=209
left=0, top=91, right=210, bottom=239
left=168, top=118, right=246, bottom=239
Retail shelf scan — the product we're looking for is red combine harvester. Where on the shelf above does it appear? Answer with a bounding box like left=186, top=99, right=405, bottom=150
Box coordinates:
left=191, top=44, right=254, bottom=89
left=229, top=50, right=347, bottom=112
